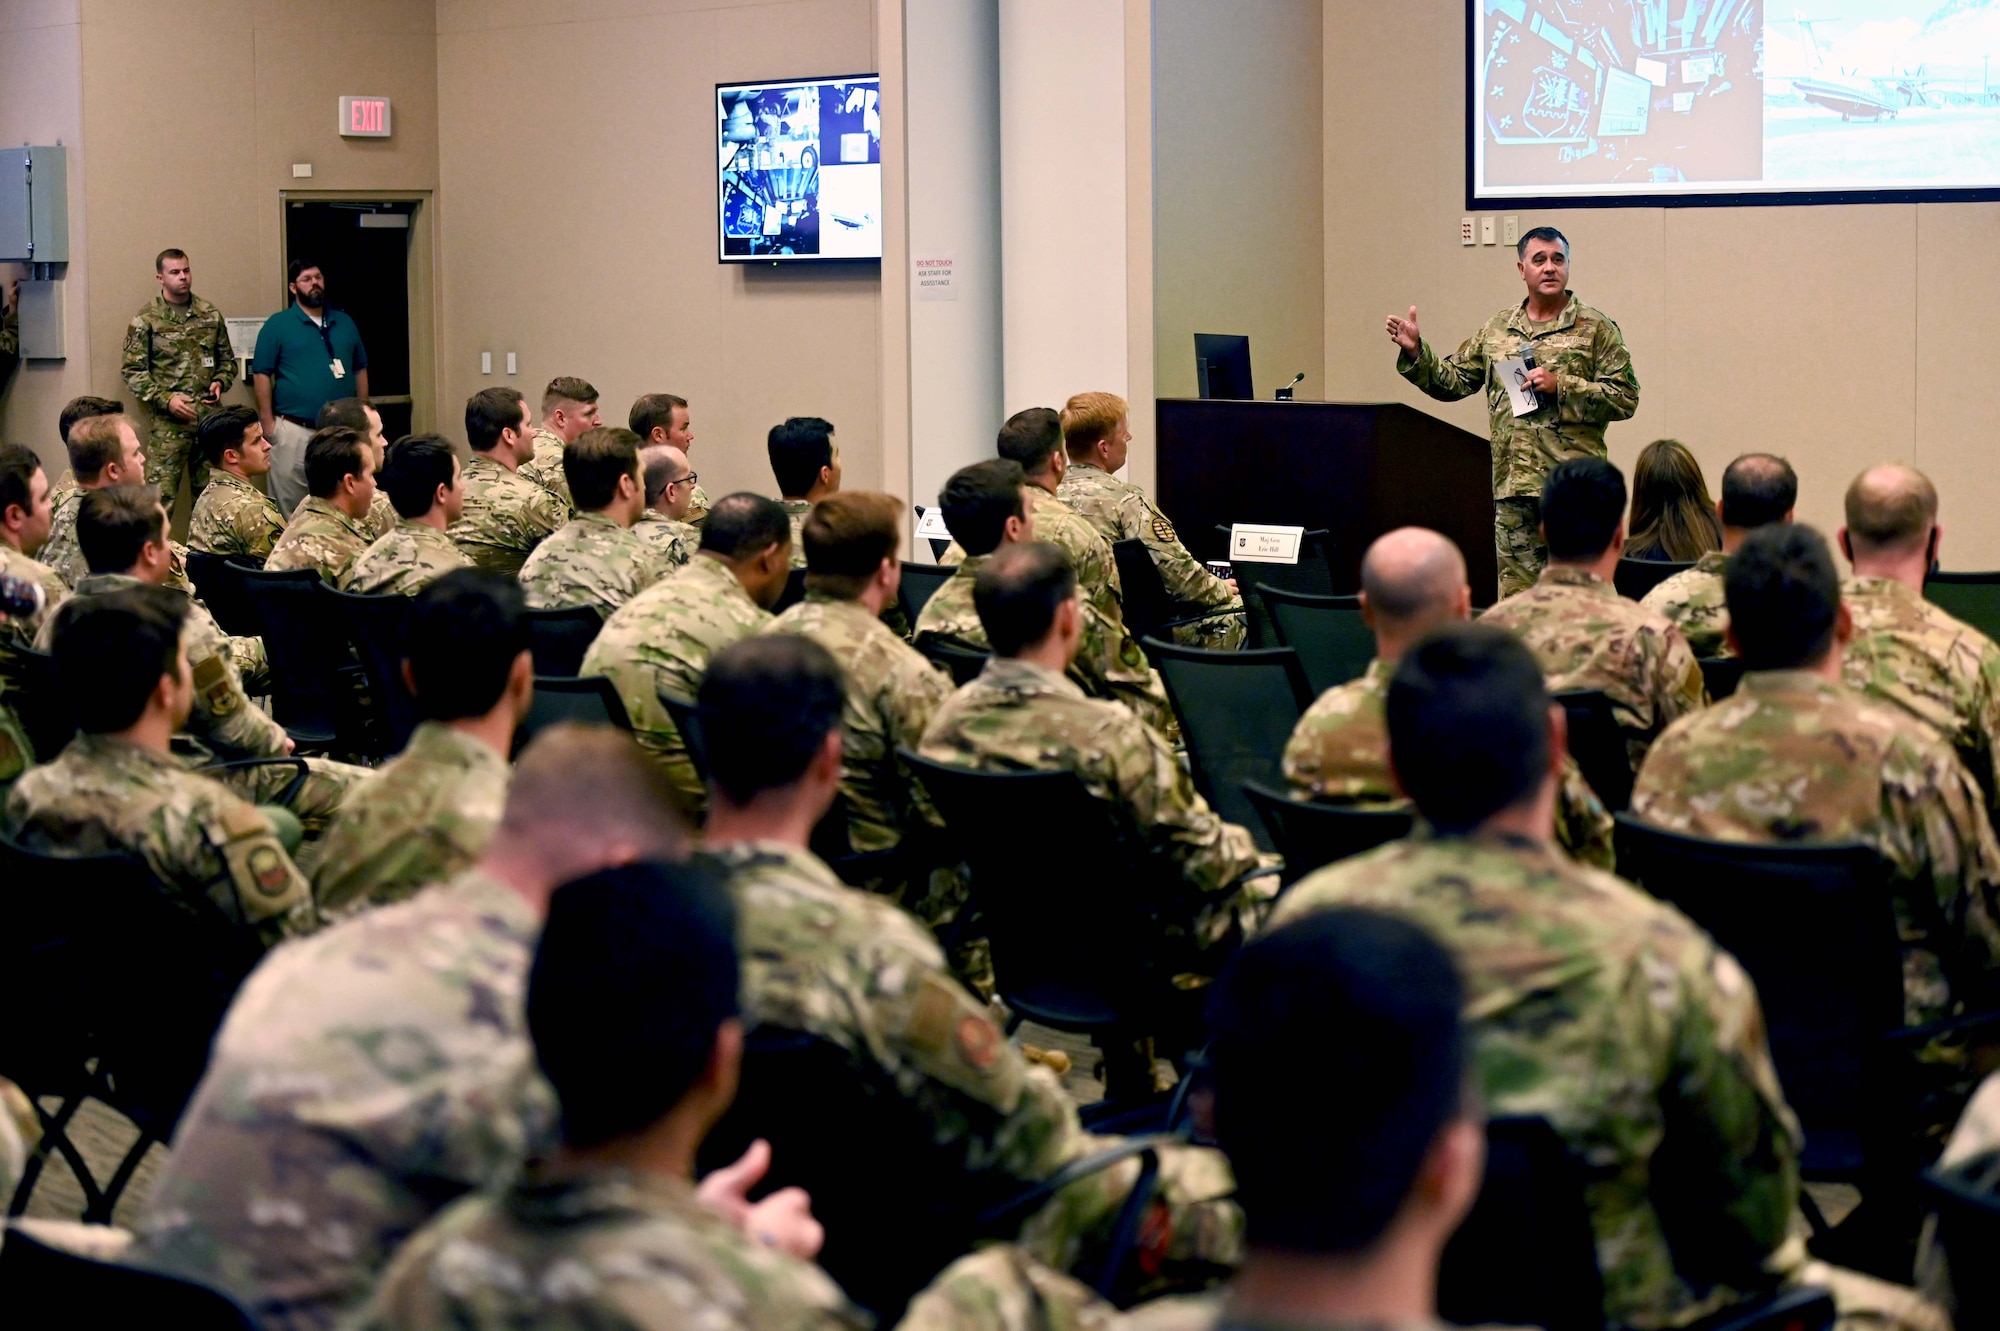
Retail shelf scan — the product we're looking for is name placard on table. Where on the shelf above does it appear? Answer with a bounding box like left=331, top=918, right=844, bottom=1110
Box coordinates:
left=1229, top=524, right=1305, bottom=565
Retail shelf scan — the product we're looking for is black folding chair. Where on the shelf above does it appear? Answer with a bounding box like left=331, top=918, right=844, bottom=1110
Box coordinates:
left=321, top=583, right=418, bottom=755
left=1552, top=688, right=1633, bottom=813
left=1144, top=640, right=1312, bottom=849
left=522, top=604, right=602, bottom=677
left=236, top=567, right=364, bottom=753
left=897, top=563, right=954, bottom=621
left=916, top=636, right=989, bottom=687
left=0, top=644, right=75, bottom=766
left=1699, top=655, right=1744, bottom=702
left=512, top=676, right=631, bottom=758
left=661, top=695, right=708, bottom=782
left=1614, top=556, right=1693, bottom=602
left=1240, top=779, right=1411, bottom=884
left=1212, top=525, right=1335, bottom=648
left=1925, top=570, right=2000, bottom=645
left=0, top=1225, right=258, bottom=1329
left=1922, top=1150, right=2000, bottom=1330
left=1256, top=585, right=1373, bottom=695
left=1112, top=539, right=1241, bottom=648
left=183, top=550, right=263, bottom=638
left=772, top=567, right=808, bottom=615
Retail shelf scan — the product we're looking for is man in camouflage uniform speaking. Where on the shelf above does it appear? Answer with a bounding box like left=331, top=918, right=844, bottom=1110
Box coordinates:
left=1387, top=226, right=1640, bottom=599
left=121, top=247, right=236, bottom=507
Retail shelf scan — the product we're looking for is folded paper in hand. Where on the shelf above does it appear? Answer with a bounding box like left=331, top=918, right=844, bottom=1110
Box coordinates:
left=1497, top=357, right=1540, bottom=418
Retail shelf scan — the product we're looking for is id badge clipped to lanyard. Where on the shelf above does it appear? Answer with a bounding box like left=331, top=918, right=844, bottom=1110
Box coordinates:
left=315, top=316, right=345, bottom=380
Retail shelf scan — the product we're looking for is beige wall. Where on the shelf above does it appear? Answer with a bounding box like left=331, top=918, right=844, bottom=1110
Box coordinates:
left=435, top=0, right=883, bottom=505
left=1324, top=0, right=2000, bottom=568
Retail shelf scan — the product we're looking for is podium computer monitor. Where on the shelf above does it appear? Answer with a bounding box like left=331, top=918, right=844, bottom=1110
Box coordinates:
left=1194, top=334, right=1252, bottom=400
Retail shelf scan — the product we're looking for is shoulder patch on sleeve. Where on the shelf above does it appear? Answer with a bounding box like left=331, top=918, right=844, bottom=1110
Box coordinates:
left=1152, top=516, right=1177, bottom=544
left=190, top=653, right=241, bottom=716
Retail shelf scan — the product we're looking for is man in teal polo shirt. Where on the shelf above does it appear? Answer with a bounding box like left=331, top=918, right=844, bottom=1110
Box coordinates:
left=252, top=260, right=369, bottom=517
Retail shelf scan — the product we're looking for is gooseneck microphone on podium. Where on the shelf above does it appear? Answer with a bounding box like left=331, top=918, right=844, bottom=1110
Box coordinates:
left=1275, top=372, right=1305, bottom=402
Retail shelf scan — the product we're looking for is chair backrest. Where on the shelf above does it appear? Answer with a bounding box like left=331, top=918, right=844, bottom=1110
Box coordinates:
left=183, top=550, right=263, bottom=638
left=1922, top=1151, right=2000, bottom=1330
left=1240, top=780, right=1412, bottom=883
left=1614, top=556, right=1693, bottom=602
left=320, top=583, right=417, bottom=755
left=772, top=566, right=808, bottom=615
left=897, top=563, right=954, bottom=621
left=1256, top=584, right=1373, bottom=695
left=1145, top=640, right=1312, bottom=847
left=1925, top=571, right=2000, bottom=644
left=0, top=644, right=75, bottom=766
left=1612, top=814, right=1906, bottom=1180
left=0, top=1225, right=259, bottom=1328
left=1214, top=526, right=1335, bottom=647
left=236, top=566, right=351, bottom=746
left=1551, top=688, right=1632, bottom=813
left=522, top=604, right=602, bottom=677
left=916, top=636, right=989, bottom=687
left=1111, top=538, right=1175, bottom=641
left=661, top=695, right=709, bottom=780
left=512, top=676, right=631, bottom=758
left=1699, top=654, right=1744, bottom=701
left=1437, top=1115, right=1605, bottom=1331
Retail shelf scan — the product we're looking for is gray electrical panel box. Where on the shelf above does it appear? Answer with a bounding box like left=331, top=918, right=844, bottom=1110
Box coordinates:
left=0, top=146, right=69, bottom=263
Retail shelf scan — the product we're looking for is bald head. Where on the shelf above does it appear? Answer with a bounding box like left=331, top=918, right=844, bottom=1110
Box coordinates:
left=1719, top=454, right=1797, bottom=531
left=486, top=724, right=693, bottom=898
left=642, top=444, right=691, bottom=506
left=1845, top=463, right=1938, bottom=560
left=1361, top=528, right=1469, bottom=629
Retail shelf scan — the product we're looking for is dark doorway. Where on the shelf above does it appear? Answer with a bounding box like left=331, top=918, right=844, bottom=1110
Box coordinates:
left=282, top=200, right=418, bottom=441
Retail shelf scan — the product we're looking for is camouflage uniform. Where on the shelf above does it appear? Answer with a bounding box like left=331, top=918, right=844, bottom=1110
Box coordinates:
left=944, top=487, right=1125, bottom=624
left=349, top=1165, right=864, bottom=1331
left=1919, top=1071, right=2000, bottom=1311
left=782, top=497, right=812, bottom=569
left=1059, top=463, right=1244, bottom=650
left=265, top=496, right=375, bottom=583
left=447, top=454, right=568, bottom=577
left=1396, top=291, right=1640, bottom=598
left=634, top=510, right=699, bottom=567
left=121, top=292, right=237, bottom=503
left=1633, top=670, right=2000, bottom=1030
left=918, top=657, right=1275, bottom=961
left=188, top=469, right=286, bottom=560
left=1282, top=657, right=1616, bottom=870
left=1270, top=831, right=1799, bottom=1330
left=306, top=721, right=510, bottom=921
left=3, top=732, right=315, bottom=948
left=129, top=869, right=557, bottom=1329
left=1479, top=565, right=1706, bottom=770
left=704, top=839, right=1245, bottom=1294
left=1640, top=550, right=1731, bottom=660
left=0, top=542, right=68, bottom=649
left=580, top=555, right=772, bottom=808
left=918, top=554, right=1179, bottom=743
left=38, top=490, right=84, bottom=587
left=689, top=483, right=713, bottom=525
left=366, top=490, right=397, bottom=541
left=0, top=547, right=68, bottom=782
left=342, top=520, right=474, bottom=597
left=1841, top=575, right=2000, bottom=819
left=513, top=426, right=574, bottom=509
left=517, top=512, right=676, bottom=618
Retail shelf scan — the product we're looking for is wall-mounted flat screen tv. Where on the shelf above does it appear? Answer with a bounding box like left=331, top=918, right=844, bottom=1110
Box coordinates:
left=717, top=74, right=881, bottom=261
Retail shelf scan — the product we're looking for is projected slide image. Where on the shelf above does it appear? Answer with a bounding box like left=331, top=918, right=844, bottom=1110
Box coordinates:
left=718, top=76, right=881, bottom=260
left=1473, top=0, right=2000, bottom=201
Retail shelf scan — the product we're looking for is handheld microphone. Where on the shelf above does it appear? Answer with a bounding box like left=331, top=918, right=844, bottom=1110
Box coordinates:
left=1518, top=348, right=1540, bottom=410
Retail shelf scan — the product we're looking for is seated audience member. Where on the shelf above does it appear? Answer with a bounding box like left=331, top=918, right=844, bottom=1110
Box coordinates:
left=919, top=460, right=1176, bottom=740
left=5, top=586, right=314, bottom=947
left=1057, top=390, right=1243, bottom=649
left=581, top=493, right=792, bottom=809
left=316, top=395, right=397, bottom=538
left=264, top=426, right=379, bottom=581
left=1270, top=622, right=1799, bottom=1330
left=768, top=415, right=842, bottom=569
left=40, top=409, right=151, bottom=586
left=901, top=908, right=1482, bottom=1331
left=632, top=390, right=710, bottom=522
left=517, top=425, right=675, bottom=616
left=342, top=433, right=473, bottom=597
left=1480, top=456, right=1705, bottom=769
left=635, top=441, right=699, bottom=565
left=309, top=570, right=529, bottom=919
left=1623, top=438, right=1722, bottom=562
left=448, top=387, right=569, bottom=575
left=1642, top=452, right=1797, bottom=658
left=1634, top=524, right=2000, bottom=1033
left=516, top=375, right=601, bottom=506
left=46, top=393, right=124, bottom=509
left=130, top=726, right=692, bottom=1329
left=187, top=405, right=285, bottom=559
left=698, top=633, right=1242, bottom=1299
left=1284, top=526, right=1613, bottom=869
left=351, top=861, right=857, bottom=1331
left=1838, top=463, right=2000, bottom=817
left=0, top=440, right=68, bottom=648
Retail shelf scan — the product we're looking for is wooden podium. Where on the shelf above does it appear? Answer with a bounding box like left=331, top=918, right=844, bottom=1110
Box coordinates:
left=1155, top=399, right=1499, bottom=606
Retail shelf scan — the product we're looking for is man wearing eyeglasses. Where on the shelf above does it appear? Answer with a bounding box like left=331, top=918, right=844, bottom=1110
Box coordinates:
left=635, top=443, right=699, bottom=569
left=252, top=260, right=370, bottom=518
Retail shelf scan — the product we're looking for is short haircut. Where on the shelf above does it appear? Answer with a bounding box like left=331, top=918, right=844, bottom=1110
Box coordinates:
left=629, top=393, right=688, bottom=439
left=67, top=413, right=134, bottom=482
left=975, top=542, right=1076, bottom=657
left=1209, top=908, right=1466, bottom=1254
left=940, top=459, right=1026, bottom=557
left=564, top=426, right=642, bottom=513
left=406, top=570, right=531, bottom=721
left=803, top=491, right=899, bottom=600
left=500, top=723, right=693, bottom=857
left=51, top=584, right=190, bottom=734
left=1360, top=530, right=1466, bottom=625
left=379, top=434, right=458, bottom=519
left=303, top=426, right=370, bottom=499
left=59, top=396, right=123, bottom=445
left=465, top=387, right=527, bottom=452
left=1844, top=465, right=1938, bottom=556
left=78, top=483, right=164, bottom=575
left=698, top=635, right=846, bottom=805
left=641, top=445, right=686, bottom=505
left=541, top=376, right=599, bottom=415
left=767, top=416, right=835, bottom=498
left=697, top=493, right=790, bottom=561
left=196, top=405, right=261, bottom=468
left=1720, top=454, right=1798, bottom=530
left=1726, top=524, right=1841, bottom=671
left=316, top=397, right=375, bottom=432
left=1060, top=392, right=1128, bottom=456
left=287, top=257, right=320, bottom=284
left=1516, top=224, right=1568, bottom=257
left=155, top=248, right=188, bottom=273
left=1386, top=623, right=1551, bottom=833
left=527, top=860, right=740, bottom=1149
left=1540, top=456, right=1627, bottom=561
left=0, top=443, right=44, bottom=519
left=996, top=407, right=1063, bottom=474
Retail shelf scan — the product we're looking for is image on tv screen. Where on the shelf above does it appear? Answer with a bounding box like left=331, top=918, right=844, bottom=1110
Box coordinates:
left=717, top=74, right=881, bottom=261
left=1470, top=1, right=2000, bottom=205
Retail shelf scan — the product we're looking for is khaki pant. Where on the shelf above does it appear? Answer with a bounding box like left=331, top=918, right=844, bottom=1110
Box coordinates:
left=1496, top=495, right=1548, bottom=600
left=143, top=420, right=204, bottom=512
left=266, top=416, right=314, bottom=518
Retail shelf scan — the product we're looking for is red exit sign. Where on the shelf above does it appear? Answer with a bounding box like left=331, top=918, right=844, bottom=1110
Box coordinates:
left=338, top=96, right=393, bottom=138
